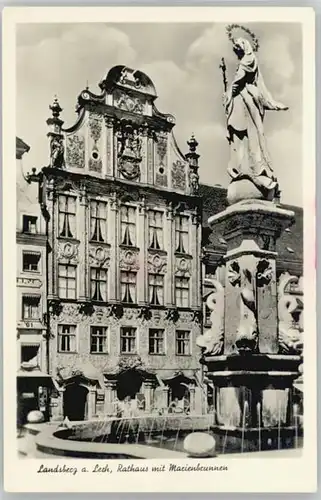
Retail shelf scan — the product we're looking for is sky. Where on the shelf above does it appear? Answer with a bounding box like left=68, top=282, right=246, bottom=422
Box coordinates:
left=16, top=22, right=302, bottom=206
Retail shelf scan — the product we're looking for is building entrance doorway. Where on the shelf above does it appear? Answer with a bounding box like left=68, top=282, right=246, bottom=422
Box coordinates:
left=116, top=369, right=143, bottom=401
left=169, top=381, right=190, bottom=413
left=63, top=383, right=88, bottom=421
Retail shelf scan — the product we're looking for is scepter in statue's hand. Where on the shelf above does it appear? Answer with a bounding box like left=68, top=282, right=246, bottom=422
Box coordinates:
left=219, top=57, right=229, bottom=113
left=219, top=57, right=228, bottom=92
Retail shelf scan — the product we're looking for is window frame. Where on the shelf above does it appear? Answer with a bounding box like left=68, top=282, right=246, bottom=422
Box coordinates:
left=148, top=273, right=164, bottom=306
left=90, top=267, right=108, bottom=302
left=174, top=214, right=189, bottom=255
left=120, top=271, right=137, bottom=304
left=57, top=325, right=77, bottom=353
left=90, top=200, right=108, bottom=243
left=175, top=330, right=191, bottom=356
left=22, top=295, right=41, bottom=321
left=58, top=264, right=77, bottom=300
left=22, top=251, right=41, bottom=273
left=148, top=209, right=164, bottom=250
left=120, top=326, right=137, bottom=354
left=22, top=215, right=38, bottom=234
left=120, top=204, right=137, bottom=247
left=148, top=328, right=165, bottom=355
left=58, top=194, right=77, bottom=239
left=90, top=326, right=108, bottom=354
left=175, top=276, right=190, bottom=308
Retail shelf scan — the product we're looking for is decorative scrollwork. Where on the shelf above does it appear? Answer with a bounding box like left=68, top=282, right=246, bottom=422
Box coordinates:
left=48, top=299, right=63, bottom=318
left=66, top=135, right=85, bottom=168
left=278, top=274, right=303, bottom=354
left=196, top=279, right=224, bottom=355
left=107, top=304, right=124, bottom=320
left=165, top=307, right=179, bottom=323
left=227, top=261, right=241, bottom=287
left=235, top=269, right=258, bottom=354
left=256, top=259, right=273, bottom=287
left=137, top=306, right=152, bottom=321
left=79, top=303, right=95, bottom=317
left=172, top=160, right=186, bottom=190
left=89, top=113, right=102, bottom=143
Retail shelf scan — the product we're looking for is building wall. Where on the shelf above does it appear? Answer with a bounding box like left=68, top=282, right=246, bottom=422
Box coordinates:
left=41, top=65, right=203, bottom=419
left=16, top=137, right=48, bottom=424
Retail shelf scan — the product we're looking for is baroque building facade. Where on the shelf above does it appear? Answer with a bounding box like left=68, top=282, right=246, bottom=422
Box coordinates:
left=38, top=66, right=204, bottom=420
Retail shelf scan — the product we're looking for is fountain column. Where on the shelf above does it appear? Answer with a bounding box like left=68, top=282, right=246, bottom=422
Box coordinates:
left=201, top=200, right=302, bottom=451
left=104, top=380, right=117, bottom=416
left=51, top=387, right=65, bottom=421
left=189, top=385, right=196, bottom=414
left=87, top=386, right=96, bottom=420
left=143, top=380, right=154, bottom=412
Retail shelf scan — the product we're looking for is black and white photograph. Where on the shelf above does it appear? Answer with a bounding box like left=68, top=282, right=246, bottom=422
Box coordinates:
left=3, top=6, right=316, bottom=494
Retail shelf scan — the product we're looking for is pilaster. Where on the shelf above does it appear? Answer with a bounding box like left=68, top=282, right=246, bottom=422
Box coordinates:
left=137, top=199, right=147, bottom=304
left=104, top=116, right=114, bottom=177
left=109, top=194, right=118, bottom=302
left=165, top=203, right=174, bottom=306
left=190, top=212, right=200, bottom=308
left=78, top=189, right=88, bottom=300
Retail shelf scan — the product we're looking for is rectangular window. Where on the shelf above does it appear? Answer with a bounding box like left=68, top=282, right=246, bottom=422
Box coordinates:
left=22, top=252, right=41, bottom=272
left=90, top=268, right=107, bottom=302
left=58, top=264, right=77, bottom=299
left=176, top=330, right=190, bottom=356
left=58, top=325, right=77, bottom=353
left=22, top=215, right=37, bottom=234
left=120, top=327, right=137, bottom=354
left=149, top=329, right=165, bottom=355
left=90, top=200, right=107, bottom=242
left=58, top=195, right=76, bottom=238
left=22, top=295, right=40, bottom=320
left=175, top=276, right=190, bottom=308
left=120, top=205, right=136, bottom=246
left=148, top=273, right=164, bottom=306
left=90, top=326, right=108, bottom=354
left=120, top=271, right=137, bottom=304
left=148, top=210, right=163, bottom=250
left=175, top=215, right=189, bottom=254
left=21, top=344, right=40, bottom=367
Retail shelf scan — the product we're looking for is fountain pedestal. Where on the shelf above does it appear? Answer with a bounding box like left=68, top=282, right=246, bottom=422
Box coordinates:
left=203, top=200, right=302, bottom=452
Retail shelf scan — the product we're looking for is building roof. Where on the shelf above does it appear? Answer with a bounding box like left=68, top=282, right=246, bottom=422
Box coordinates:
left=199, top=183, right=303, bottom=273
left=16, top=137, right=30, bottom=159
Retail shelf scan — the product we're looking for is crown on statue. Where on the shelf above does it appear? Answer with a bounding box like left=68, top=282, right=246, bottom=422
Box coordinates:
left=226, top=24, right=260, bottom=52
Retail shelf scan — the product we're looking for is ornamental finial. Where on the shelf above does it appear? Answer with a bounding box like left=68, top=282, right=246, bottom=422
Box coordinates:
left=187, top=134, right=199, bottom=154
left=49, top=96, right=63, bottom=118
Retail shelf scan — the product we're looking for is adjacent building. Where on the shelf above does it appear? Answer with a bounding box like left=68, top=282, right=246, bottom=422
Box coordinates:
left=16, top=137, right=51, bottom=424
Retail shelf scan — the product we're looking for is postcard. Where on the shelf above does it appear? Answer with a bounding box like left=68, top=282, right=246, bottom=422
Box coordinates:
left=3, top=5, right=316, bottom=493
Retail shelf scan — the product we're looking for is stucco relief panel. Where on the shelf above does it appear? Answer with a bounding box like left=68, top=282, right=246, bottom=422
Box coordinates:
left=66, top=134, right=85, bottom=169
left=147, top=253, right=167, bottom=274
left=57, top=241, right=80, bottom=264
left=119, top=248, right=140, bottom=271
left=88, top=245, right=111, bottom=268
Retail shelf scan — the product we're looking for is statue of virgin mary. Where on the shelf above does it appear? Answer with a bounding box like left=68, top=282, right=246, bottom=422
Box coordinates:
left=223, top=35, right=288, bottom=204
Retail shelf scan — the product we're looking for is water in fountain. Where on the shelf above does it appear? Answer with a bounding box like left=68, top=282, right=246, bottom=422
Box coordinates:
left=277, top=402, right=282, bottom=450
left=241, top=401, right=249, bottom=453
left=256, top=402, right=261, bottom=452
left=294, top=403, right=299, bottom=448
